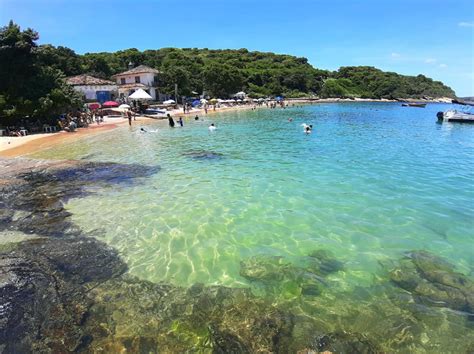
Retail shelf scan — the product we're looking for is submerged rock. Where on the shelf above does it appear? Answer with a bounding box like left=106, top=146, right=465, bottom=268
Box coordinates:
left=83, top=276, right=296, bottom=352
left=390, top=251, right=474, bottom=317
left=184, top=150, right=224, bottom=160
left=240, top=255, right=293, bottom=282
left=0, top=159, right=160, bottom=238
left=0, top=248, right=89, bottom=352
left=239, top=254, right=332, bottom=297
left=312, top=331, right=382, bottom=354
left=0, top=158, right=155, bottom=352
left=307, top=249, right=344, bottom=276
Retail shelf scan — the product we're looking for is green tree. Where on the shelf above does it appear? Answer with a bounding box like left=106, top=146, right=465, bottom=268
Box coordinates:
left=0, top=21, right=82, bottom=125
left=202, top=63, right=244, bottom=97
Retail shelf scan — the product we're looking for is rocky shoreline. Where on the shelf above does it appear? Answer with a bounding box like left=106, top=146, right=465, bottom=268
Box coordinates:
left=1, top=157, right=473, bottom=352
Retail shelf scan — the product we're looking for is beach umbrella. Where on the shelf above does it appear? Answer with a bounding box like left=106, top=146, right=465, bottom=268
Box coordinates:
left=119, top=104, right=131, bottom=109
left=210, top=98, right=218, bottom=104
left=192, top=99, right=201, bottom=107
left=200, top=98, right=208, bottom=104
left=88, top=102, right=101, bottom=109
left=129, top=89, right=152, bottom=100
left=163, top=99, right=175, bottom=104
left=102, top=101, right=119, bottom=108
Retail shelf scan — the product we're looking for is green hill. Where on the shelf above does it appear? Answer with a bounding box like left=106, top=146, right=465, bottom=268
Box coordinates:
left=38, top=46, right=456, bottom=99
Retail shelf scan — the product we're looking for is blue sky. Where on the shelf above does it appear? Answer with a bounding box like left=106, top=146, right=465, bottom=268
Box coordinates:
left=1, top=0, right=473, bottom=96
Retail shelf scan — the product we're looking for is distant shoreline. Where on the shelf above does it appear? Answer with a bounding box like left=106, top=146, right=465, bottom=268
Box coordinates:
left=285, top=96, right=453, bottom=104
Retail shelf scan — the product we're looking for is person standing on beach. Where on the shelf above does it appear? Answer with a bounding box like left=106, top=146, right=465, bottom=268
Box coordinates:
left=127, top=110, right=132, bottom=126
left=167, top=114, right=175, bottom=127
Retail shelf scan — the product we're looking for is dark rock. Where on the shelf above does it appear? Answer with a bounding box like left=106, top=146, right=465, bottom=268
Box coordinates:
left=240, top=255, right=292, bottom=282
left=312, top=331, right=382, bottom=354
left=209, top=325, right=251, bottom=353
left=83, top=276, right=296, bottom=352
left=184, top=150, right=224, bottom=160
left=307, top=249, right=344, bottom=275
left=390, top=251, right=474, bottom=317
left=0, top=158, right=157, bottom=352
left=0, top=160, right=160, bottom=238
left=240, top=255, right=328, bottom=298
left=0, top=251, right=90, bottom=352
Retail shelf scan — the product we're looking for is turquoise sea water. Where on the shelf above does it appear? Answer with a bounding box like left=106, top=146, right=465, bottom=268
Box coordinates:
left=31, top=103, right=474, bottom=350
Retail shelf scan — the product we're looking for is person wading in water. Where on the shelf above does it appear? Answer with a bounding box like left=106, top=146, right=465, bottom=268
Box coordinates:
left=167, top=114, right=175, bottom=127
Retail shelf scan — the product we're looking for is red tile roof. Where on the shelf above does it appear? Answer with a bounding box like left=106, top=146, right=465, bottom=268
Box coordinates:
left=113, top=65, right=160, bottom=77
left=66, top=74, right=115, bottom=86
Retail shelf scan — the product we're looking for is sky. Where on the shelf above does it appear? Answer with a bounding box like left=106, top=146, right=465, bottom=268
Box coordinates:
left=1, top=0, right=473, bottom=96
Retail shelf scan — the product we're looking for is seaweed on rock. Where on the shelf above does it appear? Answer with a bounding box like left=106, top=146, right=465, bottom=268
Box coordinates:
left=239, top=250, right=344, bottom=298
left=82, top=277, right=296, bottom=352
left=390, top=250, right=474, bottom=319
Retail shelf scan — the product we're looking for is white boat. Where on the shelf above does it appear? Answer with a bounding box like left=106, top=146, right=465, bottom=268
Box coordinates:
left=144, top=108, right=168, bottom=118
left=437, top=110, right=474, bottom=123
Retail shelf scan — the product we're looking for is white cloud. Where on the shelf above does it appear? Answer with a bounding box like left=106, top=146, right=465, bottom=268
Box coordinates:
left=391, top=52, right=401, bottom=58
left=425, top=58, right=437, bottom=64
left=439, top=63, right=448, bottom=68
left=458, top=21, right=474, bottom=27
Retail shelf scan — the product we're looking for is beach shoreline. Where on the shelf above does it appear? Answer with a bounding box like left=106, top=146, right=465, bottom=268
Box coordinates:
left=0, top=97, right=452, bottom=158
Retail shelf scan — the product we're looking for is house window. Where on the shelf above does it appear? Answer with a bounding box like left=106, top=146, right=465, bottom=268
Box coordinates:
left=120, top=78, right=125, bottom=84
left=135, top=76, right=141, bottom=83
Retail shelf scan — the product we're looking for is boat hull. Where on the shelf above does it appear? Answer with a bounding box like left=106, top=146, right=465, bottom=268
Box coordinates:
left=437, top=111, right=474, bottom=123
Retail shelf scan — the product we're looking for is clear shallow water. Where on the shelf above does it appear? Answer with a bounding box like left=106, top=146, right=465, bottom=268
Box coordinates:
left=30, top=103, right=474, bottom=350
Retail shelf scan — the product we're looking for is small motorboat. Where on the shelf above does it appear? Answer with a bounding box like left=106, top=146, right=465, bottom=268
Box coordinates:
left=402, top=102, right=426, bottom=108
left=144, top=108, right=168, bottom=118
left=437, top=110, right=474, bottom=123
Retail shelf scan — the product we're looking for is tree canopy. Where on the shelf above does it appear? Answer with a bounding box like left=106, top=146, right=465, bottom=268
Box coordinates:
left=0, top=21, right=82, bottom=125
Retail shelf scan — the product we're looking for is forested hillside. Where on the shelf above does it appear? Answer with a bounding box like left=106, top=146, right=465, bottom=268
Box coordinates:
left=39, top=46, right=455, bottom=99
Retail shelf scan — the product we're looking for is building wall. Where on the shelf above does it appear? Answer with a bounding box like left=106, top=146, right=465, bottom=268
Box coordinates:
left=116, top=73, right=155, bottom=86
left=73, top=85, right=117, bottom=100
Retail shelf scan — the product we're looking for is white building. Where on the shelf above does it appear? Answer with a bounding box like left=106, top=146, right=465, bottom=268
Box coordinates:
left=66, top=75, right=117, bottom=102
left=112, top=65, right=160, bottom=101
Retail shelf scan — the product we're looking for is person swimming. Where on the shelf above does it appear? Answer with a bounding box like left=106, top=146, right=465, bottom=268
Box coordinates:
left=288, top=118, right=293, bottom=122
left=140, top=127, right=147, bottom=132
left=208, top=123, right=216, bottom=131
left=305, top=126, right=312, bottom=134
left=194, top=115, right=199, bottom=120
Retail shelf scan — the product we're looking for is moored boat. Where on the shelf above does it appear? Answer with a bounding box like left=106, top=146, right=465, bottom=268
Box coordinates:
left=408, top=103, right=426, bottom=108
left=437, top=110, right=474, bottom=123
